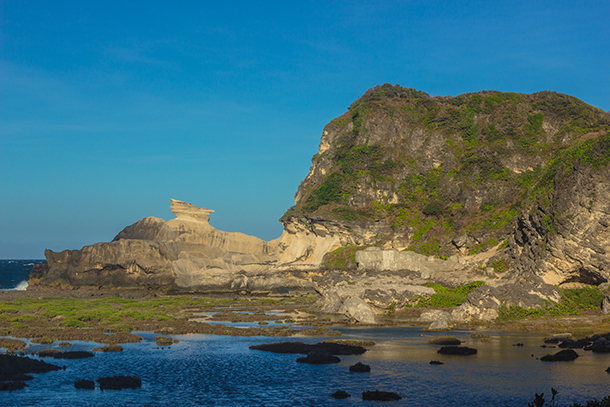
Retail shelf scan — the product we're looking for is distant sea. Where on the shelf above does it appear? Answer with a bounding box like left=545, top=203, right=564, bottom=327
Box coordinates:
left=0, top=259, right=45, bottom=290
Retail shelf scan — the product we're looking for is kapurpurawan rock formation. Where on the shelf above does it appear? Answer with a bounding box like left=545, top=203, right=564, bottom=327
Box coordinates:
left=30, top=84, right=610, bottom=323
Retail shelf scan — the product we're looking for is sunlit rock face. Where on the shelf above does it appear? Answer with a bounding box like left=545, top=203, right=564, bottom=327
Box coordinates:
left=32, top=199, right=330, bottom=293
left=28, top=85, right=610, bottom=324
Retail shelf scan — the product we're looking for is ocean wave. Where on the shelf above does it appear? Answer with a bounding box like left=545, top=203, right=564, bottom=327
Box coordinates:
left=11, top=280, right=29, bottom=291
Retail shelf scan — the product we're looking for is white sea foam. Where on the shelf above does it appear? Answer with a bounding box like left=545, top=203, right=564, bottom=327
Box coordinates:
left=12, top=280, right=29, bottom=291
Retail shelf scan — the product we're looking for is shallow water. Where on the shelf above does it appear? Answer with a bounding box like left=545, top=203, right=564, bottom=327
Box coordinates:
left=3, top=328, right=609, bottom=406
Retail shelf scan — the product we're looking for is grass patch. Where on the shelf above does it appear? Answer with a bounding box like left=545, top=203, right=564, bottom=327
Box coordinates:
left=416, top=281, right=486, bottom=308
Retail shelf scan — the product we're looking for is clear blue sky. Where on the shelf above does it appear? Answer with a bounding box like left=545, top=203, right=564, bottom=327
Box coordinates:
left=1, top=1, right=609, bottom=259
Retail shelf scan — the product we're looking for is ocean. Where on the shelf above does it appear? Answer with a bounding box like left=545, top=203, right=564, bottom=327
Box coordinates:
left=1, top=261, right=609, bottom=406
left=0, top=259, right=45, bottom=291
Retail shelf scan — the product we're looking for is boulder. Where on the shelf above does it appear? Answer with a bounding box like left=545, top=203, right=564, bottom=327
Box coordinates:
left=427, top=337, right=461, bottom=345
left=330, top=390, right=351, bottom=399
left=420, top=310, right=452, bottom=330
left=317, top=287, right=377, bottom=324
left=38, top=350, right=94, bottom=359
left=249, top=341, right=366, bottom=356
left=452, top=282, right=562, bottom=321
left=349, top=362, right=371, bottom=372
left=0, top=381, right=28, bottom=391
left=74, top=379, right=95, bottom=390
left=97, top=375, right=142, bottom=390
left=362, top=390, right=402, bottom=401
left=437, top=346, right=477, bottom=355
left=590, top=337, right=610, bottom=353
left=296, top=348, right=340, bottom=364
left=602, top=295, right=610, bottom=315
left=364, top=288, right=405, bottom=309
left=0, top=355, right=62, bottom=381
left=540, top=349, right=579, bottom=362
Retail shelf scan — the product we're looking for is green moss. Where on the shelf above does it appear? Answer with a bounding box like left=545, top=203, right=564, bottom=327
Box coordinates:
left=416, top=281, right=486, bottom=308
left=323, top=245, right=364, bottom=269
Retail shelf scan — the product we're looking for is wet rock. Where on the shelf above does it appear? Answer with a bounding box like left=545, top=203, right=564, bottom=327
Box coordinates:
left=437, top=346, right=477, bottom=355
left=38, top=350, right=94, bottom=359
left=330, top=390, right=351, bottom=399
left=249, top=341, right=366, bottom=355
left=427, top=336, right=461, bottom=345
left=91, top=345, right=123, bottom=352
left=0, top=354, right=62, bottom=381
left=74, top=379, right=95, bottom=390
left=540, top=349, right=579, bottom=362
left=97, top=375, right=142, bottom=390
left=429, top=360, right=444, bottom=365
left=296, top=348, right=340, bottom=364
left=590, top=337, right=610, bottom=353
left=349, top=362, right=370, bottom=372
left=362, top=390, right=402, bottom=401
left=155, top=336, right=174, bottom=346
left=0, top=381, right=28, bottom=391
left=558, top=339, right=591, bottom=349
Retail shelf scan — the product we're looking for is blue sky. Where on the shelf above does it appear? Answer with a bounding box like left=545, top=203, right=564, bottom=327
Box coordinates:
left=1, top=1, right=609, bottom=259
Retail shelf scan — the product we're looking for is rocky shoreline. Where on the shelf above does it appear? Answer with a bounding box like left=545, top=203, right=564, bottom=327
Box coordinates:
left=2, top=288, right=610, bottom=344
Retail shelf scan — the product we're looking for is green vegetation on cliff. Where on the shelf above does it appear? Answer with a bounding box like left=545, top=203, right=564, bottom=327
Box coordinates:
left=285, top=84, right=610, bottom=257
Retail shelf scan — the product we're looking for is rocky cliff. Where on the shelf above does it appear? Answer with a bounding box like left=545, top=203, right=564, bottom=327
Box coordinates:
left=281, top=84, right=610, bottom=286
left=29, top=84, right=610, bottom=323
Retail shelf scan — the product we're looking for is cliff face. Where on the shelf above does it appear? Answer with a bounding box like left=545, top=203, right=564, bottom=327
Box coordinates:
left=30, top=85, right=610, bottom=297
left=281, top=84, right=610, bottom=285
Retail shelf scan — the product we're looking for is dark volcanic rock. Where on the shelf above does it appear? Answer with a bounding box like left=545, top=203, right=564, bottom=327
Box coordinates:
left=38, top=350, right=94, bottom=359
left=296, top=348, right=340, bottom=364
left=558, top=339, right=591, bottom=349
left=74, top=379, right=95, bottom=390
left=97, top=375, right=142, bottom=390
left=331, top=390, right=351, bottom=399
left=0, top=354, right=62, bottom=381
left=590, top=337, right=610, bottom=353
left=541, top=349, right=579, bottom=362
left=0, top=381, right=28, bottom=391
left=427, top=336, right=461, bottom=345
left=349, top=362, right=371, bottom=372
left=362, top=390, right=402, bottom=401
left=249, top=341, right=366, bottom=355
left=437, top=346, right=477, bottom=355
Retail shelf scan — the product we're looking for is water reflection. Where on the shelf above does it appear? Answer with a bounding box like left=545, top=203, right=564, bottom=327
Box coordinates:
left=2, top=327, right=609, bottom=406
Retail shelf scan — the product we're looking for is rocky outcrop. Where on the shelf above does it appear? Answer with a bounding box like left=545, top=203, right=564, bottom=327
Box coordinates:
left=420, top=310, right=452, bottom=330
left=540, top=349, right=579, bottom=362
left=28, top=85, right=610, bottom=323
left=31, top=199, right=321, bottom=294
left=452, top=282, right=562, bottom=321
